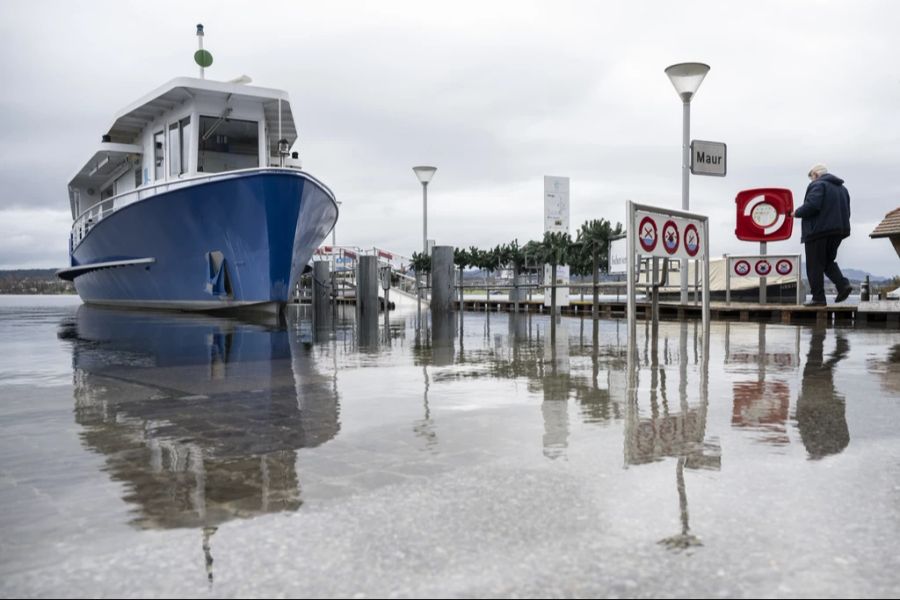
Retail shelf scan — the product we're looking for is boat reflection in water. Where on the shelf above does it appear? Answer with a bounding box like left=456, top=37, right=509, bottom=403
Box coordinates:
left=58, top=305, right=339, bottom=580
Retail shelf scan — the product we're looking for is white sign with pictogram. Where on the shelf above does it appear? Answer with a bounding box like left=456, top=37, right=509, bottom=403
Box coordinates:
left=725, top=254, right=802, bottom=305
left=632, top=210, right=706, bottom=260
left=626, top=201, right=710, bottom=332
left=727, top=255, right=799, bottom=279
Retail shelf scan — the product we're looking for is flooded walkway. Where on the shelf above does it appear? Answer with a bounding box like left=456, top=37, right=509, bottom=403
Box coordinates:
left=1, top=295, right=899, bottom=598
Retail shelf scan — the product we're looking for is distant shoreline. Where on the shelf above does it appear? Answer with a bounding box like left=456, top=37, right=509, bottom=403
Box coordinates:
left=0, top=268, right=74, bottom=295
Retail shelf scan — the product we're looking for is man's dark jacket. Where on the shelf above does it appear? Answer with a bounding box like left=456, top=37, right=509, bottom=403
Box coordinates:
left=794, top=173, right=851, bottom=243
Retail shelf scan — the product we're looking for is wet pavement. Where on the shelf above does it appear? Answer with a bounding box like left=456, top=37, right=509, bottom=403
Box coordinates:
left=1, top=294, right=900, bottom=598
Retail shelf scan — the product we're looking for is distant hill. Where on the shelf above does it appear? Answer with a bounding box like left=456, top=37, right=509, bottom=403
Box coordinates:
left=0, top=269, right=75, bottom=294
left=0, top=268, right=59, bottom=279
left=843, top=268, right=891, bottom=283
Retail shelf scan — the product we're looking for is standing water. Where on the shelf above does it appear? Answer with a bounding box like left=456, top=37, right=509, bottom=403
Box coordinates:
left=1, top=295, right=899, bottom=597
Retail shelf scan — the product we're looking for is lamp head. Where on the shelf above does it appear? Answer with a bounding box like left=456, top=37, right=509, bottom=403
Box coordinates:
left=413, top=165, right=437, bottom=184
left=664, top=62, right=710, bottom=102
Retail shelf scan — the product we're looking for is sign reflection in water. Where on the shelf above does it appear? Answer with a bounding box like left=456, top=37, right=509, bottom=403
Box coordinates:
left=626, top=321, right=720, bottom=551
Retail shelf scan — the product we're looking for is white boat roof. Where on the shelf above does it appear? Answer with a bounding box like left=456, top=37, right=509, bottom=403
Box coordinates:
left=68, top=77, right=300, bottom=215
left=68, top=142, right=143, bottom=197
left=104, top=76, right=297, bottom=149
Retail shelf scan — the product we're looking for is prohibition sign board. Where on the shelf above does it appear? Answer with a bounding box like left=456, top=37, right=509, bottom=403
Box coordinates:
left=734, top=260, right=751, bottom=276
left=755, top=259, right=772, bottom=276
left=662, top=220, right=680, bottom=255
left=776, top=259, right=793, bottom=275
left=684, top=224, right=700, bottom=257
left=639, top=216, right=658, bottom=252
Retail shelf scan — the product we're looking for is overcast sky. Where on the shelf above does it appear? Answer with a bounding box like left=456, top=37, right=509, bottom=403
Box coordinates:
left=1, top=0, right=898, bottom=276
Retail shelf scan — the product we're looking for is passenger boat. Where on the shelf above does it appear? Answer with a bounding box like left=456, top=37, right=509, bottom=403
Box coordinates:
left=58, top=25, right=338, bottom=313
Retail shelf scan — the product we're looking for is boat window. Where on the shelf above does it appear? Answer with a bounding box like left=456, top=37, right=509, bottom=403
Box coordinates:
left=198, top=116, right=259, bottom=173
left=153, top=131, right=165, bottom=181
left=168, top=117, right=191, bottom=177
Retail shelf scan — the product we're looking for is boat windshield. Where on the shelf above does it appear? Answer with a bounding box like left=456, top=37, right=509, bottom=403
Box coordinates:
left=198, top=116, right=259, bottom=173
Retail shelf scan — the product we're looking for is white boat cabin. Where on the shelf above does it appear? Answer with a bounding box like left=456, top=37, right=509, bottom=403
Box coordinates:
left=67, top=77, right=301, bottom=239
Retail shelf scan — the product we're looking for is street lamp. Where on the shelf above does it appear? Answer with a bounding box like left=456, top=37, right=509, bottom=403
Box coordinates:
left=665, top=62, right=709, bottom=303
left=413, top=166, right=437, bottom=257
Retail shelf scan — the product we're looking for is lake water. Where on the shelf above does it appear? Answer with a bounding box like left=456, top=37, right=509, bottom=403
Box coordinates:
left=1, top=295, right=899, bottom=598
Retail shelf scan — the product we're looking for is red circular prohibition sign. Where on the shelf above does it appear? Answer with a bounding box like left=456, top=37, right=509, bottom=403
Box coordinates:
left=639, top=216, right=658, bottom=252
left=776, top=259, right=793, bottom=275
left=684, top=224, right=700, bottom=257
left=662, top=220, right=680, bottom=255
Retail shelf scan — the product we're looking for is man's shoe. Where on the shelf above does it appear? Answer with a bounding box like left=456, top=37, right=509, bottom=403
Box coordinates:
left=835, top=286, right=852, bottom=303
left=804, top=300, right=827, bottom=307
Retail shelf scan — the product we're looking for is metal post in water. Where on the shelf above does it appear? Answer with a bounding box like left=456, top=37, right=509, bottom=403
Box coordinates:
left=357, top=255, right=379, bottom=320
left=651, top=257, right=660, bottom=325
left=431, top=246, right=455, bottom=315
left=725, top=255, right=731, bottom=304
left=313, top=260, right=331, bottom=316
left=380, top=264, right=391, bottom=335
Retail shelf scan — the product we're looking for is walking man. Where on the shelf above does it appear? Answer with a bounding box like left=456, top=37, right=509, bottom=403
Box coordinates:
left=793, top=164, right=852, bottom=306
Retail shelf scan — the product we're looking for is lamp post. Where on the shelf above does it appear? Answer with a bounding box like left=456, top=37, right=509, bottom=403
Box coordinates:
left=413, top=166, right=437, bottom=257
left=665, top=62, right=709, bottom=304
left=413, top=166, right=436, bottom=308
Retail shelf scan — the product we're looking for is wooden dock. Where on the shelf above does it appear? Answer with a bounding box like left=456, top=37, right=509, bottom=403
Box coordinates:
left=455, top=298, right=898, bottom=328
left=301, top=291, right=898, bottom=328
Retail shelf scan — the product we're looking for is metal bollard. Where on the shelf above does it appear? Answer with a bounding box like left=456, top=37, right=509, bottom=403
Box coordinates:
left=431, top=246, right=455, bottom=314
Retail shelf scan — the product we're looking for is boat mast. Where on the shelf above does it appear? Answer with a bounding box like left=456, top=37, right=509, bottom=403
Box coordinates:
left=197, top=24, right=205, bottom=79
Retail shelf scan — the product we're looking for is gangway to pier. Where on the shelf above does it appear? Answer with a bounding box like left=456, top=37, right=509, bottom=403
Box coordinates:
left=297, top=245, right=422, bottom=303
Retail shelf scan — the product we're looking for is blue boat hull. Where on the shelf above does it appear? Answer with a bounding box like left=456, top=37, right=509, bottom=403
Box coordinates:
left=68, top=171, right=337, bottom=311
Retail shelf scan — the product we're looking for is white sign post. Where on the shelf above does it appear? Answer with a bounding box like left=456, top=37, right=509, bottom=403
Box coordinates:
left=690, top=140, right=727, bottom=177
left=626, top=200, right=710, bottom=333
left=543, top=176, right=570, bottom=307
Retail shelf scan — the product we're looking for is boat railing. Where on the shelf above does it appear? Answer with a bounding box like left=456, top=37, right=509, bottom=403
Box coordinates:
left=71, top=167, right=336, bottom=247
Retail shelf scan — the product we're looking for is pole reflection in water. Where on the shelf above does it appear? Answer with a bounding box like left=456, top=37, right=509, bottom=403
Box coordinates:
left=58, top=305, right=340, bottom=582
left=357, top=304, right=380, bottom=351
left=625, top=318, right=720, bottom=551
left=542, top=314, right=570, bottom=459
left=413, top=312, right=458, bottom=450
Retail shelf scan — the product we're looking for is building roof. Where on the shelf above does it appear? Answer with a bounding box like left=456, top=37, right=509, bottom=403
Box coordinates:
left=871, top=207, right=900, bottom=239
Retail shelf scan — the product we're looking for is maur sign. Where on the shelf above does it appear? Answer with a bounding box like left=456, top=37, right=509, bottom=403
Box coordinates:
left=690, top=140, right=726, bottom=176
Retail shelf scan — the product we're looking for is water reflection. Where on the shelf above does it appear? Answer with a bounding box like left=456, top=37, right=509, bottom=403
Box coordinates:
left=58, top=305, right=340, bottom=581
left=796, top=327, right=850, bottom=459
left=626, top=320, right=720, bottom=551
left=872, top=343, right=900, bottom=395
left=727, top=323, right=799, bottom=447
left=430, top=313, right=628, bottom=456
